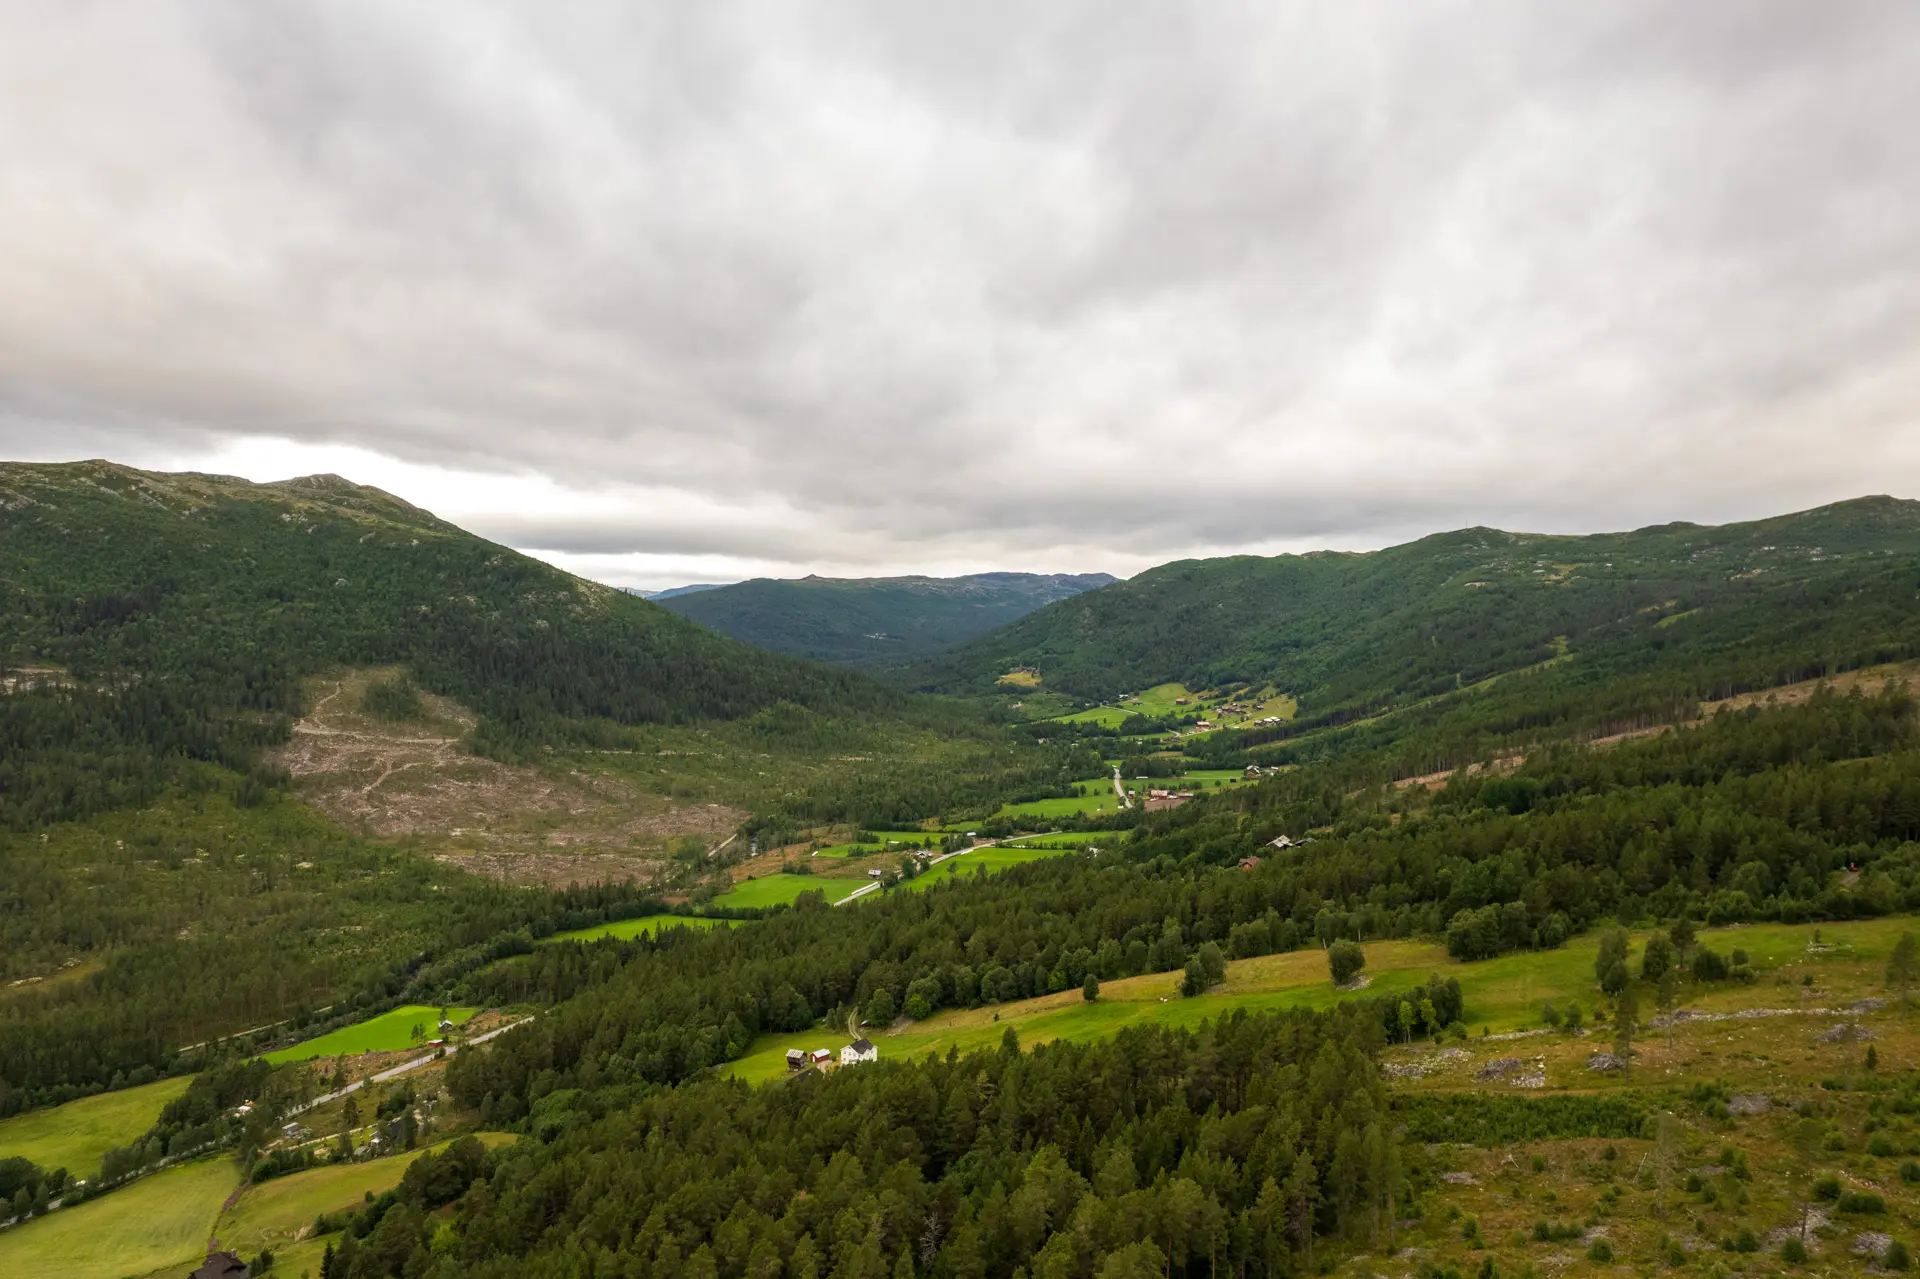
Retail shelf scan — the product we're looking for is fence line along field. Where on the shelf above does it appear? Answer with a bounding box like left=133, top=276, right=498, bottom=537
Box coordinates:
left=262, top=1005, right=479, bottom=1064
left=0, top=1075, right=192, bottom=1180
left=0, top=1157, right=239, bottom=1279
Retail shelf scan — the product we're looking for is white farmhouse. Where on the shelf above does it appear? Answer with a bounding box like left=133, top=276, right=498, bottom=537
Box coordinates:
left=840, top=1037, right=877, bottom=1066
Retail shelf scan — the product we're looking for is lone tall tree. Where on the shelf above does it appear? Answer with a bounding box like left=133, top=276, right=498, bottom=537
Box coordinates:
left=1613, top=987, right=1639, bottom=1081
left=1596, top=928, right=1632, bottom=997
left=1655, top=966, right=1680, bottom=1050
left=1889, top=932, right=1918, bottom=1008
left=1283, top=1150, right=1320, bottom=1269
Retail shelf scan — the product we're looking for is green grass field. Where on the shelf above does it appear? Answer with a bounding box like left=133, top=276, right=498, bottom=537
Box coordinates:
left=999, top=831, right=1114, bottom=848
left=0, top=1075, right=192, bottom=1179
left=1128, top=682, right=1200, bottom=716
left=1047, top=705, right=1131, bottom=727
left=216, top=1133, right=518, bottom=1274
left=263, top=1005, right=478, bottom=1064
left=708, top=873, right=867, bottom=909
left=979, top=778, right=1126, bottom=824
left=883, top=843, right=1080, bottom=896
left=0, top=1157, right=239, bottom=1279
left=726, top=915, right=1920, bottom=1084
left=543, top=915, right=729, bottom=944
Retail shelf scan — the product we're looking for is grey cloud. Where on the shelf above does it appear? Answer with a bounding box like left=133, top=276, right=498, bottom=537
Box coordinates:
left=2, top=1, right=1919, bottom=574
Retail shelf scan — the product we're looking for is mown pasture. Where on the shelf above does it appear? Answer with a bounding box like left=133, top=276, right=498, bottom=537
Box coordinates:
left=708, top=873, right=867, bottom=909
left=725, top=916, right=1920, bottom=1085
left=899, top=844, right=1081, bottom=895
left=0, top=1157, right=238, bottom=1279
left=0, top=1075, right=191, bottom=1180
left=542, top=915, right=729, bottom=944
left=263, top=1005, right=478, bottom=1064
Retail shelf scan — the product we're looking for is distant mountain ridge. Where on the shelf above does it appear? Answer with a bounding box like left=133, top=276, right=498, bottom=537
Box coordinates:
left=0, top=459, right=907, bottom=826
left=916, top=496, right=1920, bottom=744
left=656, top=571, right=1118, bottom=665
left=625, top=583, right=730, bottom=601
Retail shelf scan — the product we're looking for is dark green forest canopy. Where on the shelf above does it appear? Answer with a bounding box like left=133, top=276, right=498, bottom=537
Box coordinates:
left=461, top=688, right=1920, bottom=1121
left=356, top=1009, right=1398, bottom=1279
left=0, top=781, right=656, bottom=1112
left=0, top=460, right=1022, bottom=829
left=0, top=459, right=891, bottom=722
left=656, top=571, right=1115, bottom=665
left=919, top=497, right=1920, bottom=746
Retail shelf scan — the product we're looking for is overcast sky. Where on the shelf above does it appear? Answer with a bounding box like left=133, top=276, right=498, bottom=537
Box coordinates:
left=4, top=2, right=1919, bottom=588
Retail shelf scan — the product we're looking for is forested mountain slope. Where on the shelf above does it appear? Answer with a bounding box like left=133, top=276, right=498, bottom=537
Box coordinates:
left=0, top=460, right=912, bottom=828
left=924, top=497, right=1920, bottom=736
left=658, top=571, right=1115, bottom=664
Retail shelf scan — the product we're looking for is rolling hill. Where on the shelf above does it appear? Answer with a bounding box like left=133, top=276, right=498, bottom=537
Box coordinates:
left=655, top=570, right=1116, bottom=664
left=920, top=497, right=1920, bottom=753
left=0, top=461, right=1081, bottom=1105
left=0, top=460, right=905, bottom=828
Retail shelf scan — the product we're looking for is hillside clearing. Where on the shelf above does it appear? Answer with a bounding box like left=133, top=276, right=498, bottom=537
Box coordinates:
left=0, top=1076, right=192, bottom=1179
left=215, top=1133, right=518, bottom=1274
left=542, top=915, right=732, bottom=944
left=263, top=1005, right=478, bottom=1064
left=0, top=1158, right=239, bottom=1279
left=726, top=916, right=1920, bottom=1085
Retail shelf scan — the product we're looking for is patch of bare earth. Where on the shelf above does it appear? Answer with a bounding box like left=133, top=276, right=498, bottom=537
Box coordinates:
left=272, top=669, right=743, bottom=884
left=438, top=850, right=667, bottom=889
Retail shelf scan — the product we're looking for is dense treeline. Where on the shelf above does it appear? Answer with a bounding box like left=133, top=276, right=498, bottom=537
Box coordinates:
left=341, top=1009, right=1404, bottom=1279
left=0, top=782, right=656, bottom=1115
left=443, top=690, right=1920, bottom=1122
left=0, top=461, right=1007, bottom=831
left=767, top=743, right=1109, bottom=831
left=657, top=572, right=1114, bottom=666
left=446, top=854, right=1466, bottom=1121
left=926, top=497, right=1920, bottom=779
left=1128, top=689, right=1920, bottom=956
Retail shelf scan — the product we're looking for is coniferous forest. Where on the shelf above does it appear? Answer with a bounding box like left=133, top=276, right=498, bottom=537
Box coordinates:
left=9, top=468, right=1920, bottom=1278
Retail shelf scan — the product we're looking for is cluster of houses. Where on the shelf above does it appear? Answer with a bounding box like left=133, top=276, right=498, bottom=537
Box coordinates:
left=786, top=1038, right=878, bottom=1073
left=1142, top=788, right=1195, bottom=812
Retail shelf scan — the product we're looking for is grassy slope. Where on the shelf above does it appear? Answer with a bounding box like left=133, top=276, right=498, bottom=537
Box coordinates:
left=900, top=845, right=1080, bottom=893
left=709, top=874, right=867, bottom=909
left=1363, top=918, right=1920, bottom=1279
left=215, top=1133, right=518, bottom=1275
left=263, top=1006, right=477, bottom=1064
left=0, top=460, right=893, bottom=736
left=0, top=1158, right=239, bottom=1279
left=543, top=916, right=731, bottom=944
left=658, top=572, right=1115, bottom=665
left=0, top=1076, right=192, bottom=1178
left=917, top=497, right=1920, bottom=739
left=725, top=916, right=1919, bottom=1084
